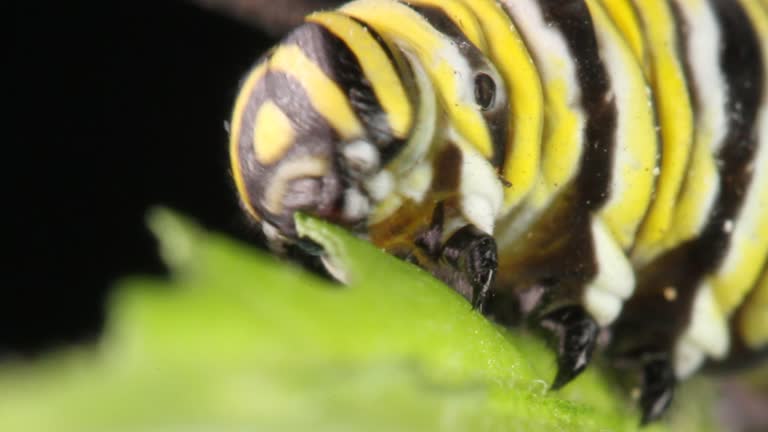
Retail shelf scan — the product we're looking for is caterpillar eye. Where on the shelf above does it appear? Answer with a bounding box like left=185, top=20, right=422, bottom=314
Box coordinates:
left=474, top=72, right=496, bottom=111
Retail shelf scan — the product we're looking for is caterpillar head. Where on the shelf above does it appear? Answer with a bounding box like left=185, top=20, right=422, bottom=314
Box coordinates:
left=229, top=8, right=509, bottom=247
left=228, top=14, right=415, bottom=244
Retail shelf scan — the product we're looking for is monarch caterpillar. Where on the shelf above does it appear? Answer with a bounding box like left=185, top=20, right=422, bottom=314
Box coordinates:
left=227, top=0, right=768, bottom=423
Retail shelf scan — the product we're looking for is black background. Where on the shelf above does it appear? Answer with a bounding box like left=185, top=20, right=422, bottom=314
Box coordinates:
left=8, top=0, right=277, bottom=355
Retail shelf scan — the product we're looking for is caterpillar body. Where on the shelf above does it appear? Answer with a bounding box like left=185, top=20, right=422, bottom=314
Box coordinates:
left=228, top=0, right=768, bottom=423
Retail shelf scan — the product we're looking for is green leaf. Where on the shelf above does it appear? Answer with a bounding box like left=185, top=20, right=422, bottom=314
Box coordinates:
left=0, top=209, right=723, bottom=431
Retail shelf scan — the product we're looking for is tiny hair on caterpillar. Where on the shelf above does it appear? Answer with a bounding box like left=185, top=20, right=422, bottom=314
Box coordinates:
left=227, top=0, right=768, bottom=424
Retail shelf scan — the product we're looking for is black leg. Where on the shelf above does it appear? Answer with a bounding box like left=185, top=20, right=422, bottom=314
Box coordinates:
left=538, top=305, right=599, bottom=390
left=639, top=356, right=675, bottom=425
left=413, top=203, right=498, bottom=311
left=439, top=225, right=498, bottom=312
left=414, top=202, right=445, bottom=257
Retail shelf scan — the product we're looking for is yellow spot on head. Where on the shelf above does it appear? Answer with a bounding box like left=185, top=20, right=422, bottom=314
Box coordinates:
left=253, top=101, right=295, bottom=165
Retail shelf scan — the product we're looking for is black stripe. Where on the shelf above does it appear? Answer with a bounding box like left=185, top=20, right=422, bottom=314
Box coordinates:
left=285, top=22, right=396, bottom=149
left=697, top=0, right=763, bottom=270
left=348, top=15, right=401, bottom=80
left=345, top=15, right=412, bottom=164
left=405, top=3, right=509, bottom=169
left=668, top=1, right=699, bottom=118
left=406, top=3, right=469, bottom=42
left=537, top=0, right=617, bottom=211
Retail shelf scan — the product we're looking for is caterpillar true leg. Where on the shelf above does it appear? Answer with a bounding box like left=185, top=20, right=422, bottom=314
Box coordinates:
left=539, top=305, right=600, bottom=390
left=415, top=202, right=498, bottom=311
left=639, top=355, right=676, bottom=425
left=439, top=225, right=497, bottom=312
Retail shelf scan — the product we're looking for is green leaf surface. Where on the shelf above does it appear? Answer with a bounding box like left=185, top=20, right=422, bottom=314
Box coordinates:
left=0, top=209, right=723, bottom=431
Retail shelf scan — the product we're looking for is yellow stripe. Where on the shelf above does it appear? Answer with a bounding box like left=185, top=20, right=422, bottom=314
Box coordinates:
left=458, top=0, right=544, bottom=210
left=500, top=0, right=584, bottom=210
left=253, top=101, right=296, bottom=165
left=663, top=0, right=723, bottom=251
left=599, top=0, right=649, bottom=78
left=535, top=79, right=582, bottom=205
left=306, top=12, right=413, bottom=139
left=630, top=0, right=695, bottom=266
left=269, top=44, right=364, bottom=140
left=707, top=0, right=768, bottom=316
left=759, top=0, right=768, bottom=15
left=740, top=264, right=768, bottom=349
left=585, top=0, right=657, bottom=249
left=669, top=142, right=718, bottom=239
left=341, top=0, right=494, bottom=158
left=406, top=0, right=488, bottom=51
left=229, top=62, right=268, bottom=221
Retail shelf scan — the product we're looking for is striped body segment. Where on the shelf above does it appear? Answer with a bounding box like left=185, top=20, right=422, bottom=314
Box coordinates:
left=229, top=0, right=768, bottom=422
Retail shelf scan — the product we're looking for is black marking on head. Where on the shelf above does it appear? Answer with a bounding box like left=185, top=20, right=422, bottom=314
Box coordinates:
left=265, top=70, right=337, bottom=140
left=346, top=15, right=415, bottom=164
left=234, top=71, right=271, bottom=219
left=285, top=23, right=399, bottom=151
left=347, top=15, right=401, bottom=82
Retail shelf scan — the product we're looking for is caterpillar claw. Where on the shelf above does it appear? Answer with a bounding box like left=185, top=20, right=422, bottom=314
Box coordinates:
left=639, top=357, right=675, bottom=425
left=440, top=225, right=498, bottom=313
left=539, top=306, right=599, bottom=390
